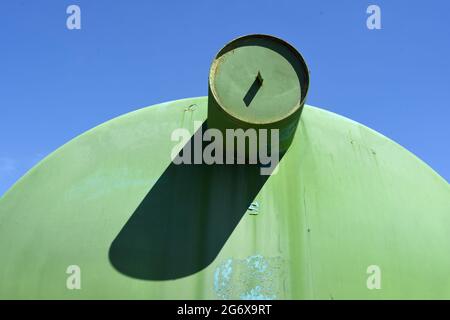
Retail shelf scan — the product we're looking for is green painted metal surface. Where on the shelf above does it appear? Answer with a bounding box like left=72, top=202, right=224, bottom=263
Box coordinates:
left=0, top=97, right=449, bottom=299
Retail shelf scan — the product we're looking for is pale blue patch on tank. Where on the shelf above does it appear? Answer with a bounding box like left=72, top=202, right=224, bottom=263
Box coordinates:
left=213, top=255, right=284, bottom=300
left=240, top=285, right=276, bottom=300
left=214, top=258, right=233, bottom=299
left=246, top=255, right=269, bottom=273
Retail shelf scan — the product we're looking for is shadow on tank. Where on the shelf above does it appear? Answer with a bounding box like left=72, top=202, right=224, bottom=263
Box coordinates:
left=109, top=122, right=283, bottom=280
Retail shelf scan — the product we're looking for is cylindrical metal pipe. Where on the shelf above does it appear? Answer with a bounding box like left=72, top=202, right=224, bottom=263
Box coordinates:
left=207, top=34, right=309, bottom=160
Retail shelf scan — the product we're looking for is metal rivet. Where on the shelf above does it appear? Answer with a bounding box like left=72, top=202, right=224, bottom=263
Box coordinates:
left=184, top=104, right=197, bottom=111
left=248, top=201, right=259, bottom=215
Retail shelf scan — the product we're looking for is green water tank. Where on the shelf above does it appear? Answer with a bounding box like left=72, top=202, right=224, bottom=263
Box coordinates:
left=0, top=35, right=449, bottom=300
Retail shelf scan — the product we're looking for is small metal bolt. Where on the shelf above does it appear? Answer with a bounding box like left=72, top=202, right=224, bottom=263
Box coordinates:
left=248, top=201, right=260, bottom=215
left=184, top=104, right=197, bottom=112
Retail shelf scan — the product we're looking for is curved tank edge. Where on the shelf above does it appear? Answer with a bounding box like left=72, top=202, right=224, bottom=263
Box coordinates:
left=0, top=96, right=205, bottom=201
left=305, top=105, right=449, bottom=186
left=1, top=96, right=448, bottom=202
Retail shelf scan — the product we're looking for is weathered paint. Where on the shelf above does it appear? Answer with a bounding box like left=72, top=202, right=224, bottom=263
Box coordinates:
left=214, top=255, right=283, bottom=300
left=0, top=97, right=449, bottom=299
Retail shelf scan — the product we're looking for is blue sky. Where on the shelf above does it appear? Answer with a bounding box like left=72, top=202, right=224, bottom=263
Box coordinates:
left=0, top=0, right=449, bottom=195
